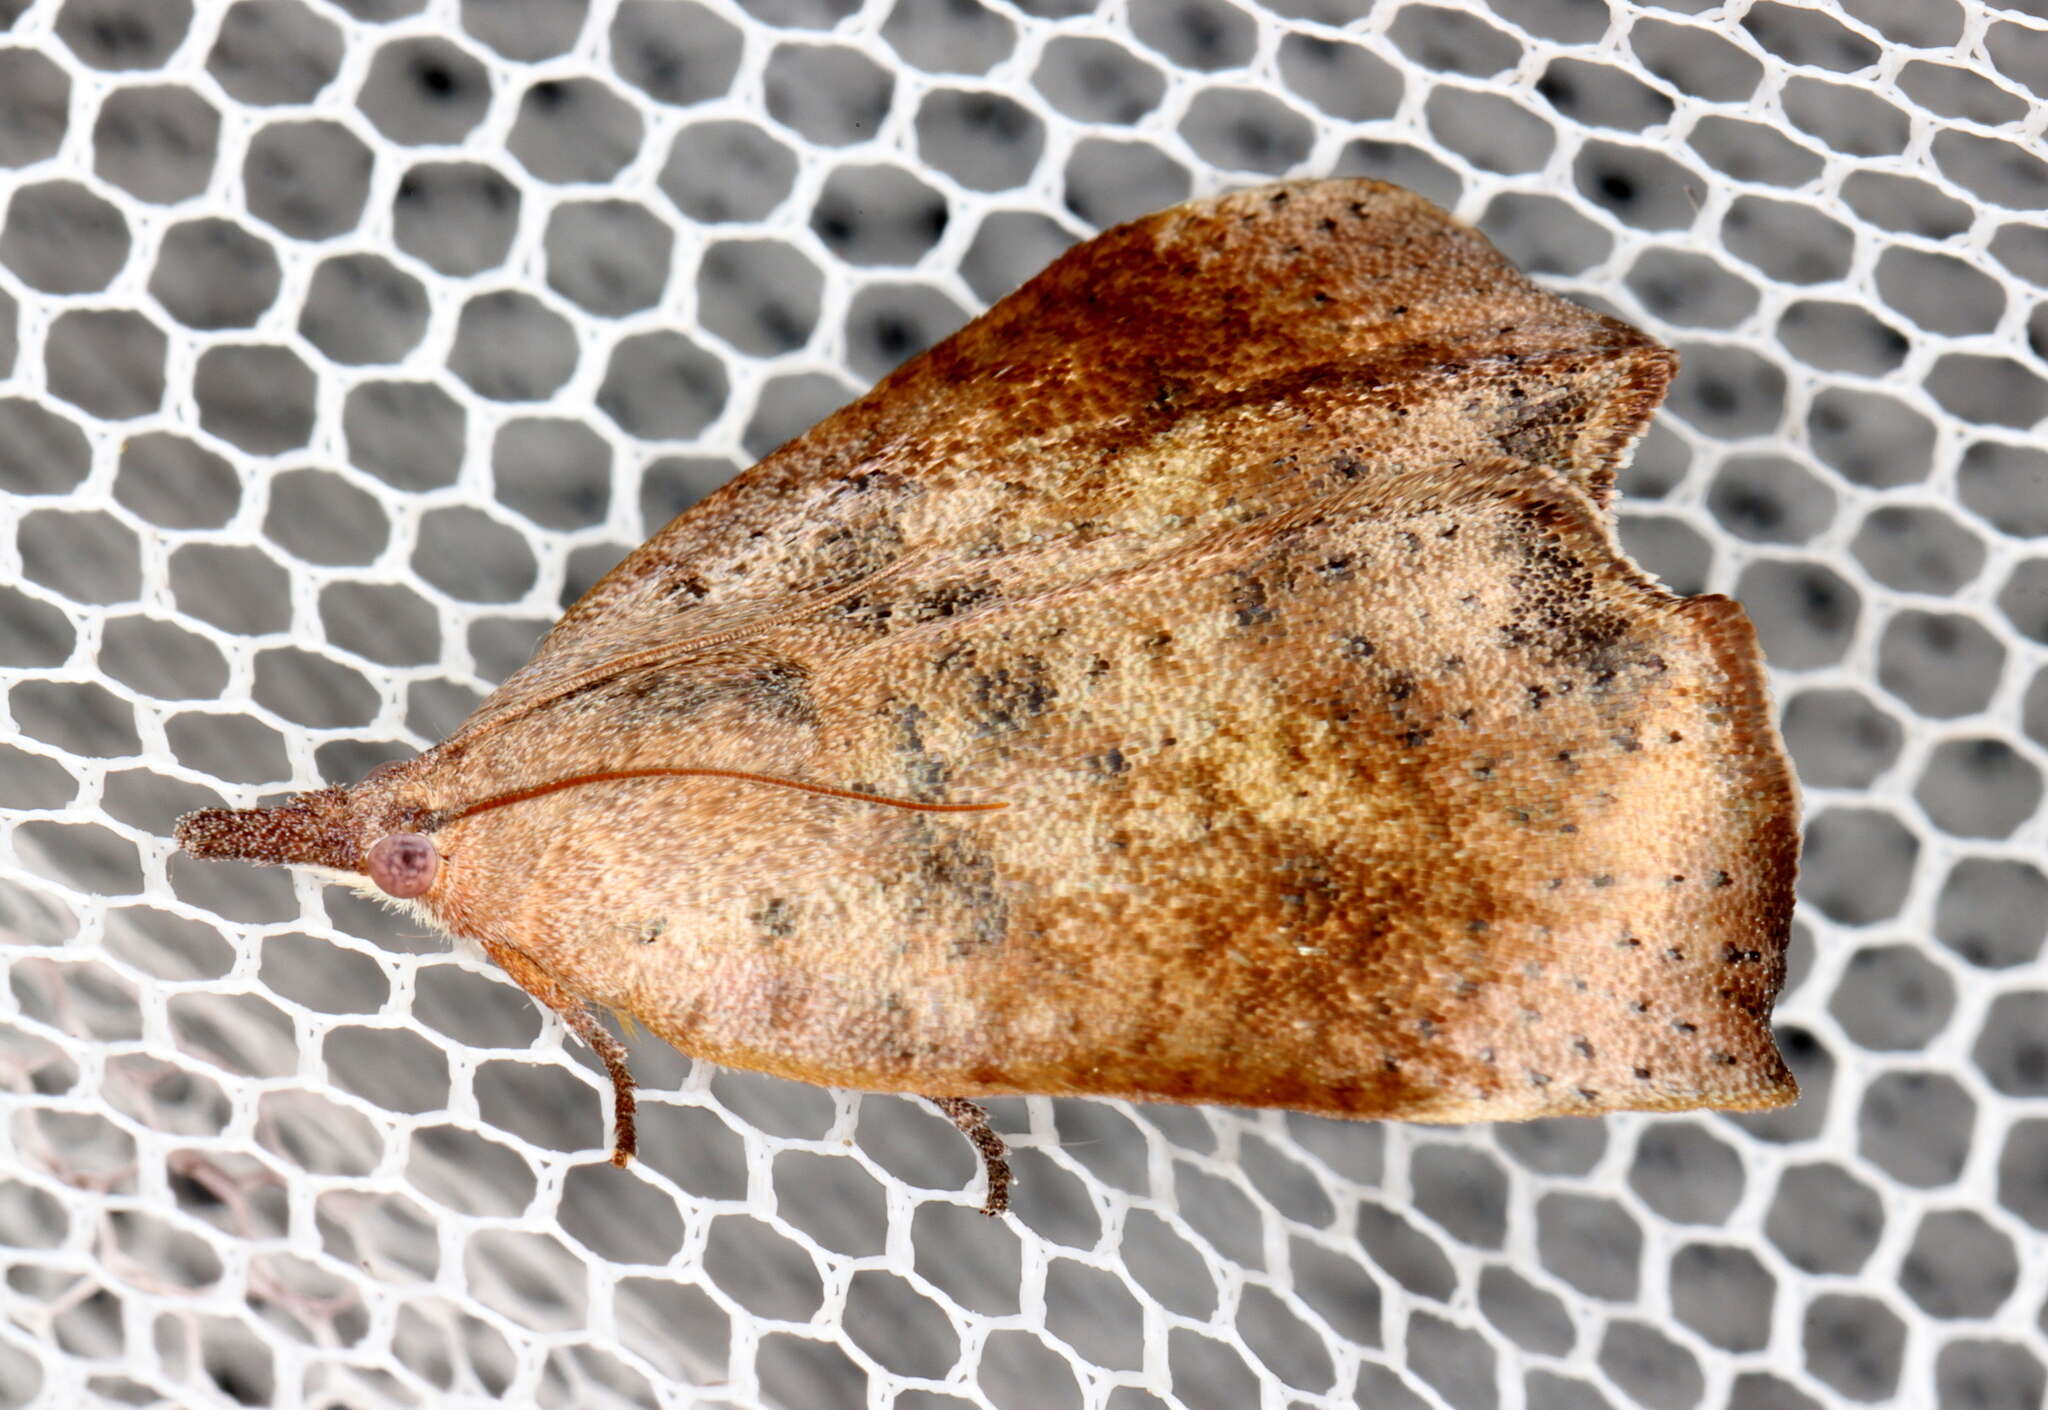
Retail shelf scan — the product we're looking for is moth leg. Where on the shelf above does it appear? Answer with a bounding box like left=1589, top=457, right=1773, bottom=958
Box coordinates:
left=925, top=1096, right=1011, bottom=1216
left=481, top=938, right=638, bottom=1167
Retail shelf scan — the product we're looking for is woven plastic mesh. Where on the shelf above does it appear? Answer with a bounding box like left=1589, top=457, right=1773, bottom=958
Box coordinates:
left=2, top=0, right=2045, bottom=1406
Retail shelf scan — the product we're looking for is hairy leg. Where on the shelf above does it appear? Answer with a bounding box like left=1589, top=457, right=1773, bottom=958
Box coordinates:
left=483, top=938, right=639, bottom=1167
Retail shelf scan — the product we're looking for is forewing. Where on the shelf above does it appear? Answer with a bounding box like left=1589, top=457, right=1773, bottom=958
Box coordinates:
left=414, top=455, right=1797, bottom=1123
left=455, top=179, right=1672, bottom=746
left=746, top=459, right=1800, bottom=1118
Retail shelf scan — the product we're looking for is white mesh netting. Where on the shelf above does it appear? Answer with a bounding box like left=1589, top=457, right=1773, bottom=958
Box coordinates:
left=2, top=0, right=2046, bottom=1406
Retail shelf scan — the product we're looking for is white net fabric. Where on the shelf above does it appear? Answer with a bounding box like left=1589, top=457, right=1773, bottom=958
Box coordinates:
left=2, top=0, right=2045, bottom=1405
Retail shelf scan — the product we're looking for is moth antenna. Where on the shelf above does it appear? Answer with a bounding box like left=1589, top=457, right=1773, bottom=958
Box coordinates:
left=444, top=767, right=1006, bottom=825
left=442, top=634, right=770, bottom=759
left=444, top=552, right=939, bottom=757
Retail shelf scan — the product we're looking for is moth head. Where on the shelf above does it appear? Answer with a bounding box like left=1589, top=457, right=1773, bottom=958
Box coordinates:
left=174, top=759, right=445, bottom=902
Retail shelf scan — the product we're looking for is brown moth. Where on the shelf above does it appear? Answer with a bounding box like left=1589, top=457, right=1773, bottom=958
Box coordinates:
left=178, top=179, right=1800, bottom=1216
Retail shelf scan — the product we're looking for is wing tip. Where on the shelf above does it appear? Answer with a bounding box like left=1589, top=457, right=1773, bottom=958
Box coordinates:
left=1480, top=458, right=1803, bottom=1014
left=1669, top=591, right=1803, bottom=829
left=1568, top=343, right=1680, bottom=506
left=1503, top=464, right=1802, bottom=861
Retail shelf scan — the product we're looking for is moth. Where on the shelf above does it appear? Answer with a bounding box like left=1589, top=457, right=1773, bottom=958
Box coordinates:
left=179, top=179, right=1800, bottom=1215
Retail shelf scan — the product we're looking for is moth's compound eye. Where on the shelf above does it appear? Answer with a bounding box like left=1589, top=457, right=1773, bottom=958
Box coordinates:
left=368, top=832, right=438, bottom=898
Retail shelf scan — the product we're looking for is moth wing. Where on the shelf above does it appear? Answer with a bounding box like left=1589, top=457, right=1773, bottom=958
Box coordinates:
left=455, top=179, right=1672, bottom=744
left=765, top=460, right=1798, bottom=1118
